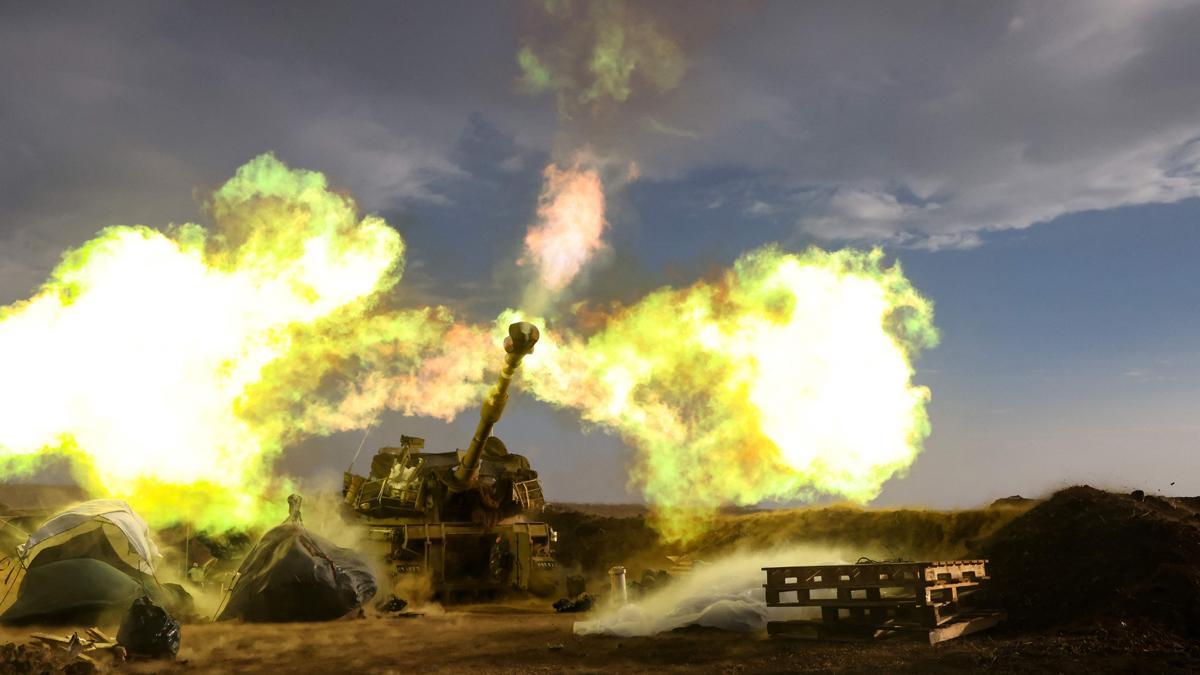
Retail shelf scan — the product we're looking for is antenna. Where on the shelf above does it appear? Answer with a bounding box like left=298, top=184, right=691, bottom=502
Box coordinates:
left=347, top=424, right=373, bottom=473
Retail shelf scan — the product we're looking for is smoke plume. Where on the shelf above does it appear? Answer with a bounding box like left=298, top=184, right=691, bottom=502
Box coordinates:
left=0, top=153, right=938, bottom=545
left=0, top=154, right=490, bottom=530
left=517, top=0, right=687, bottom=118
left=575, top=545, right=849, bottom=637
left=518, top=153, right=610, bottom=312
left=508, top=246, right=938, bottom=542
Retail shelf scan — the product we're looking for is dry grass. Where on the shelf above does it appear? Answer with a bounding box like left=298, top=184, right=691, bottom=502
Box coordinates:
left=546, top=501, right=1034, bottom=585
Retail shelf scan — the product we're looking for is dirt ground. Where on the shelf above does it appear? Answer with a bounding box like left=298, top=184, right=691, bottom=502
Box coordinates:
left=3, top=608, right=1198, bottom=674
left=4, top=485, right=1200, bottom=673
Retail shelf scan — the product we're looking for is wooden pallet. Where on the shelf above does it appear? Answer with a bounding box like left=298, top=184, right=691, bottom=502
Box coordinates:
left=763, top=560, right=1001, bottom=644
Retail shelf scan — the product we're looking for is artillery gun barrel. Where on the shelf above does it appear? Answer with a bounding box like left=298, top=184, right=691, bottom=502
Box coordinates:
left=453, top=321, right=540, bottom=484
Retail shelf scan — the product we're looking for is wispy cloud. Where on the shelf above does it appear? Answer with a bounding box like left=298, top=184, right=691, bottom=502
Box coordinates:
left=600, top=1, right=1200, bottom=248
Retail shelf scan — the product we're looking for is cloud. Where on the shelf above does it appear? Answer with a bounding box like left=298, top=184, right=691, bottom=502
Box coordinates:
left=585, top=0, right=1200, bottom=247
left=3, top=0, right=1199, bottom=311
left=0, top=2, right=547, bottom=302
left=645, top=116, right=699, bottom=139
left=516, top=0, right=688, bottom=115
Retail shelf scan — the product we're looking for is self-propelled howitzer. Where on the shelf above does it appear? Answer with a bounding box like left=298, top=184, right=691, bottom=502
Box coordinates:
left=342, top=322, right=564, bottom=600
left=452, top=320, right=538, bottom=487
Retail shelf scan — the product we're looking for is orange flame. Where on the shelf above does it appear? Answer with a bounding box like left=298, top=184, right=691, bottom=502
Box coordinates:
left=519, top=159, right=608, bottom=294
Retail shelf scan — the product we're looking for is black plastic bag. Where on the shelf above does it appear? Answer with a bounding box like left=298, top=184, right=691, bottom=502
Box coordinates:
left=378, top=595, right=408, bottom=613
left=117, top=596, right=180, bottom=660
left=553, top=592, right=594, bottom=613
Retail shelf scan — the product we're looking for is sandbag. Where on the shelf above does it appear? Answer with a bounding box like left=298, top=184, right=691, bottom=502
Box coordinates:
left=217, top=523, right=376, bottom=622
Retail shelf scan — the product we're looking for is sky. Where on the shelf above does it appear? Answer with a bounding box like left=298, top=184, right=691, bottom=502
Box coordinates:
left=1, top=1, right=1198, bottom=508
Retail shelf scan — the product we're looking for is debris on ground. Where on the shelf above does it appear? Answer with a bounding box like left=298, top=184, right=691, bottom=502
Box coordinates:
left=31, top=626, right=120, bottom=652
left=378, top=595, right=408, bottom=613
left=117, top=596, right=181, bottom=660
left=375, top=595, right=423, bottom=619
left=24, top=626, right=126, bottom=672
left=628, top=569, right=671, bottom=598
left=553, top=593, right=594, bottom=613
left=0, top=640, right=96, bottom=675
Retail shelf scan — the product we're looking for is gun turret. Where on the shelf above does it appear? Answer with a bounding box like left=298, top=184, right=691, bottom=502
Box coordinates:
left=452, top=321, right=539, bottom=486
left=341, top=320, right=563, bottom=599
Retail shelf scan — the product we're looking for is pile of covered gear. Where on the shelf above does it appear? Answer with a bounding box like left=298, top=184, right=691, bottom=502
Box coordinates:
left=216, top=495, right=377, bottom=622
left=0, top=500, right=189, bottom=626
left=0, top=494, right=377, bottom=633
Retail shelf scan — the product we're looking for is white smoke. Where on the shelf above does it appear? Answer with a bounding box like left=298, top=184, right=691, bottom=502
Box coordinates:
left=573, top=545, right=850, bottom=637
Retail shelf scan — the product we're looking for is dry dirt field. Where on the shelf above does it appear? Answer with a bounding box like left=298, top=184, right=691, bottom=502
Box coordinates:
left=3, top=609, right=1198, bottom=674
left=5, top=485, right=1200, bottom=673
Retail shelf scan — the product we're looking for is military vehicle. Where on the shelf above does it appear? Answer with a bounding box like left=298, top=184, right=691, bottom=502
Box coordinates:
left=342, top=322, right=565, bottom=601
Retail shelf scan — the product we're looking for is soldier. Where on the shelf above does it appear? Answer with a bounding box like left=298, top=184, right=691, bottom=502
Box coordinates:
left=187, top=561, right=205, bottom=586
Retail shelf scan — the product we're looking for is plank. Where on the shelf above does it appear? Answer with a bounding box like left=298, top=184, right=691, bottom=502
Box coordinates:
left=928, top=613, right=1005, bottom=645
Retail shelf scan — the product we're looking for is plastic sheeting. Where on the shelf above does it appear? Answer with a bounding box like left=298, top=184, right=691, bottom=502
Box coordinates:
left=0, top=499, right=171, bottom=620
left=17, top=499, right=159, bottom=574
left=573, top=593, right=769, bottom=637
left=573, top=546, right=844, bottom=638
left=216, top=523, right=377, bottom=622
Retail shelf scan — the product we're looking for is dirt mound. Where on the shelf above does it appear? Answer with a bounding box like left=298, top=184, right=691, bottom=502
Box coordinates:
left=980, top=485, right=1200, bottom=637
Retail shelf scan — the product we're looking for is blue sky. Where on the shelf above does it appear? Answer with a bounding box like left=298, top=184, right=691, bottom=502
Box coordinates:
left=2, top=1, right=1198, bottom=507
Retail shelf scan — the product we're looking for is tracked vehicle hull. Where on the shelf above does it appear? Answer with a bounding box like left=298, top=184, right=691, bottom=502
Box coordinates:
left=342, top=323, right=568, bottom=601
left=357, top=519, right=563, bottom=601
